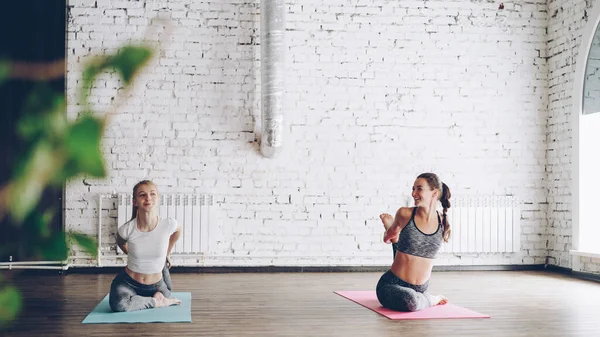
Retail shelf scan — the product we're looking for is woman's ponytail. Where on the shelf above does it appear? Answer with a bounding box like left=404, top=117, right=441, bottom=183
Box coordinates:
left=441, top=182, right=451, bottom=243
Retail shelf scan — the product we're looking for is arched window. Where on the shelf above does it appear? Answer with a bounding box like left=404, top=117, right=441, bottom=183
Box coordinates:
left=573, top=4, right=600, bottom=258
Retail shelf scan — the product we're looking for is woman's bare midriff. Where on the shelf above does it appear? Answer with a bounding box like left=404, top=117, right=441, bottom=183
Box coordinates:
left=125, top=267, right=162, bottom=285
left=390, top=251, right=434, bottom=286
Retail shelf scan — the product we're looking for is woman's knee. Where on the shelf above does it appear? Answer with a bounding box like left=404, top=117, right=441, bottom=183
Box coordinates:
left=376, top=286, right=415, bottom=312
left=404, top=299, right=419, bottom=312
left=377, top=286, right=400, bottom=309
left=109, top=289, right=135, bottom=312
left=109, top=297, right=127, bottom=312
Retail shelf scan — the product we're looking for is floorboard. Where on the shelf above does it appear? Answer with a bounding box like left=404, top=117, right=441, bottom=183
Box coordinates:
left=2, top=270, right=600, bottom=336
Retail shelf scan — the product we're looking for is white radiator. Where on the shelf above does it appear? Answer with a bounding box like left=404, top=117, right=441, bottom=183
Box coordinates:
left=439, top=196, right=520, bottom=254
left=117, top=193, right=214, bottom=255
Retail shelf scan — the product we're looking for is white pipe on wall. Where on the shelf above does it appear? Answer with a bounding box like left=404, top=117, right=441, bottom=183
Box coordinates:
left=97, top=193, right=117, bottom=267
left=98, top=194, right=104, bottom=267
left=0, top=265, right=68, bottom=270
left=1, top=194, right=114, bottom=271
left=0, top=261, right=65, bottom=266
left=260, top=0, right=286, bottom=158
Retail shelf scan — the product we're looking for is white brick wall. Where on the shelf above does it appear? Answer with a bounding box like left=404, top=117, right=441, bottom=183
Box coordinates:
left=67, top=0, right=550, bottom=267
left=547, top=0, right=600, bottom=274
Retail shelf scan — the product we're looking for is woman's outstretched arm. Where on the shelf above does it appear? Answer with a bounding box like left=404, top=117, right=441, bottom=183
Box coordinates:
left=383, top=207, right=411, bottom=243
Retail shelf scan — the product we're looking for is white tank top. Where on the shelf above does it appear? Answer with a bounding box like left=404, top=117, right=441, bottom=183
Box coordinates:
left=118, top=217, right=178, bottom=274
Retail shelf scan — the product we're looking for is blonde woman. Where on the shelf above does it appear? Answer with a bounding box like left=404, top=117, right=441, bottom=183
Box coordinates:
left=109, top=180, right=182, bottom=312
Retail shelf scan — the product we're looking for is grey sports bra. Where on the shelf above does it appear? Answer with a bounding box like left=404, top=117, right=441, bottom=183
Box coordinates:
left=393, top=207, right=443, bottom=259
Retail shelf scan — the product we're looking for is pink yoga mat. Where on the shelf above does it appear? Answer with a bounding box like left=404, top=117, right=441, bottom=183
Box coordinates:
left=334, top=291, right=490, bottom=320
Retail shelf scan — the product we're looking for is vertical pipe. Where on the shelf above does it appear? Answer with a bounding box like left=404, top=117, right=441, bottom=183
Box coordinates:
left=98, top=195, right=103, bottom=267
left=260, top=0, right=285, bottom=157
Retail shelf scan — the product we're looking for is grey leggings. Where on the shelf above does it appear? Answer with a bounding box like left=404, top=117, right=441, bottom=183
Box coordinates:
left=376, top=270, right=433, bottom=312
left=109, top=262, right=172, bottom=312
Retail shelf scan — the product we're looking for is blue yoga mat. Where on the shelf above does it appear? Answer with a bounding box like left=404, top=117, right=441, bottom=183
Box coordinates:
left=82, top=292, right=192, bottom=324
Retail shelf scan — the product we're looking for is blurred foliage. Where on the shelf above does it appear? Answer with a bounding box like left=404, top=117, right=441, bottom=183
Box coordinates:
left=0, top=284, right=21, bottom=326
left=0, top=60, right=10, bottom=85
left=0, top=44, right=153, bottom=328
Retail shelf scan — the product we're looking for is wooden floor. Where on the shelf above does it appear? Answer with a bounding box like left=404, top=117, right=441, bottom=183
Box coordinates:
left=3, top=270, right=600, bottom=336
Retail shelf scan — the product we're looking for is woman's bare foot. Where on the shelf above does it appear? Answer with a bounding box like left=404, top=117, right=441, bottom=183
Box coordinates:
left=153, top=292, right=166, bottom=307
left=426, top=293, right=448, bottom=306
left=380, top=213, right=399, bottom=243
left=153, top=292, right=182, bottom=308
left=165, top=296, right=182, bottom=306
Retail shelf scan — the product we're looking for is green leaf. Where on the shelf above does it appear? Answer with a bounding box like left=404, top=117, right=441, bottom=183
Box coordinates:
left=8, top=142, right=59, bottom=223
left=31, top=209, right=54, bottom=239
left=13, top=210, right=63, bottom=260
left=35, top=231, right=68, bottom=261
left=53, top=159, right=81, bottom=184
left=67, top=232, right=98, bottom=258
left=0, top=285, right=22, bottom=327
left=79, top=45, right=153, bottom=106
left=0, top=59, right=11, bottom=85
left=109, top=45, right=153, bottom=85
left=17, top=86, right=66, bottom=140
left=64, top=115, right=106, bottom=178
left=80, top=61, right=103, bottom=107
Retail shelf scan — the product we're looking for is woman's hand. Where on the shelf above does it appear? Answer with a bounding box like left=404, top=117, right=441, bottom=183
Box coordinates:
left=429, top=195, right=437, bottom=212
left=381, top=213, right=400, bottom=243
left=166, top=255, right=172, bottom=269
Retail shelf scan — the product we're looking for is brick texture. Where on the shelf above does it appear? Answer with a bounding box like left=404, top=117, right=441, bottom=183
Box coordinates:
left=66, top=0, right=553, bottom=267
